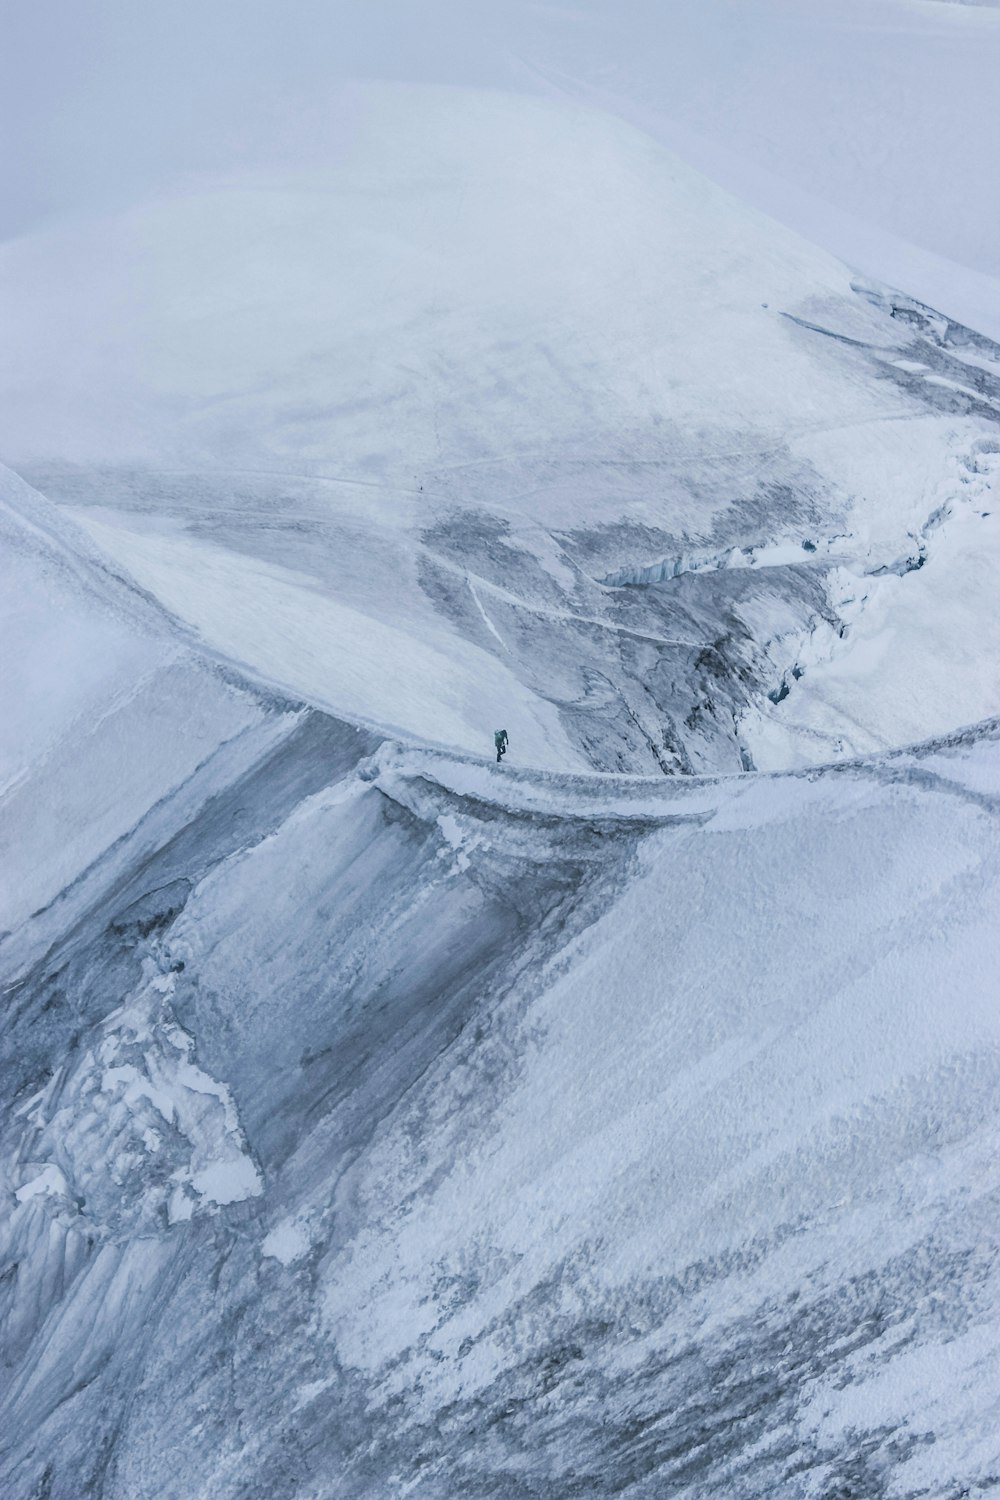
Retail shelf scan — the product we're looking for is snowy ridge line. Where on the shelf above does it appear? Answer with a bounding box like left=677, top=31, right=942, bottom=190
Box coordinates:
left=17, top=451, right=998, bottom=799
left=372, top=714, right=1000, bottom=825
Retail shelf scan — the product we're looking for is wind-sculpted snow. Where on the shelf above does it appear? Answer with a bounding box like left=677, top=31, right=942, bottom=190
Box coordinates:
left=4, top=580, right=1000, bottom=1498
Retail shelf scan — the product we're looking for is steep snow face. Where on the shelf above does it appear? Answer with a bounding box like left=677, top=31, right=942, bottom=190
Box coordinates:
left=3, top=700, right=1000, bottom=1498
left=742, top=435, right=1000, bottom=766
left=56, top=508, right=587, bottom=771
left=0, top=466, right=278, bottom=943
left=2, top=85, right=997, bottom=772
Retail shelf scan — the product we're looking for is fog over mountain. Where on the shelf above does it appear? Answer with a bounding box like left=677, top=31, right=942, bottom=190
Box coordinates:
left=2, top=4, right=999, bottom=1497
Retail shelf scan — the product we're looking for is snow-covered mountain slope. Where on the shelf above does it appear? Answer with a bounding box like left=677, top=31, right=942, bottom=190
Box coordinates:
left=3, top=443, right=998, bottom=1496
left=0, top=464, right=288, bottom=950
left=2, top=467, right=999, bottom=1500
left=3, top=638, right=1000, bottom=1495
left=2, top=85, right=998, bottom=773
left=3, top=20, right=1000, bottom=1497
left=518, top=0, right=1000, bottom=341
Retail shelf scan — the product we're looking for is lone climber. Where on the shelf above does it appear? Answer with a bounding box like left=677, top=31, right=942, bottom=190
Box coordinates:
left=494, top=728, right=509, bottom=763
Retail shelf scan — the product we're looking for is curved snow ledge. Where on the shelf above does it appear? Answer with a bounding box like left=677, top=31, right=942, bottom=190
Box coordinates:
left=371, top=713, right=1000, bottom=829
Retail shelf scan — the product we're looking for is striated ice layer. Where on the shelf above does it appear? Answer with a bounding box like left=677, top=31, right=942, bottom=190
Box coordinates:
left=3, top=694, right=1000, bottom=1497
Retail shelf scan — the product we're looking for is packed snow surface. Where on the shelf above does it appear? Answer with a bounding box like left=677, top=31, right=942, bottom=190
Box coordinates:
left=2, top=6, right=1000, bottom=1497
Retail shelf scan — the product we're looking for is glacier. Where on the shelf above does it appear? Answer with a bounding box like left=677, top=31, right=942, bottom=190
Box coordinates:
left=2, top=4, right=1000, bottom=1497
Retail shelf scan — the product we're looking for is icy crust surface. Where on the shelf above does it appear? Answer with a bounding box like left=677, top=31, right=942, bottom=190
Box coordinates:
left=3, top=711, right=1000, bottom=1498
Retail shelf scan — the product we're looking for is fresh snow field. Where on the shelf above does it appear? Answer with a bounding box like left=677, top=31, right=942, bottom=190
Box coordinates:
left=1, top=3, right=999, bottom=1497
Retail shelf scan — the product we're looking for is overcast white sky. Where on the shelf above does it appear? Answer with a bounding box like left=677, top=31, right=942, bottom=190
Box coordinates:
left=2, top=1, right=998, bottom=303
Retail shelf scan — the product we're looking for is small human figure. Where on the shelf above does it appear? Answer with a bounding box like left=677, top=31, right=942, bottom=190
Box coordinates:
left=494, top=728, right=509, bottom=763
